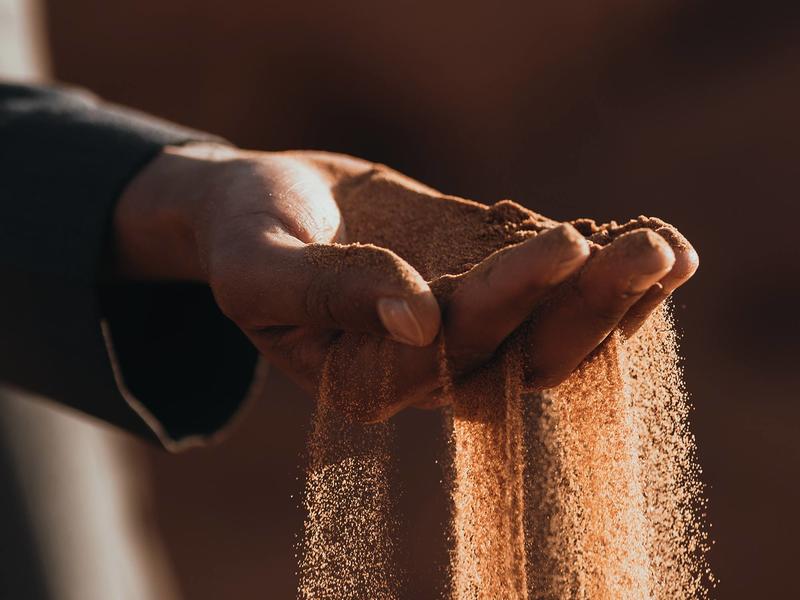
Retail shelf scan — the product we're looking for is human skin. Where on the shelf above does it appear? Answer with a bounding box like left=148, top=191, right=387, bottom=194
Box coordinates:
left=113, top=143, right=698, bottom=416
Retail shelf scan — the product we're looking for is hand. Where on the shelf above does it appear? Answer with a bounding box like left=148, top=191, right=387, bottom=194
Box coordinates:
left=114, top=143, right=698, bottom=419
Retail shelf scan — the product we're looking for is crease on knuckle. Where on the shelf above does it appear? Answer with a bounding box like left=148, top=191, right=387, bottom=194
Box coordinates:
left=304, top=273, right=336, bottom=326
left=592, top=303, right=625, bottom=331
left=576, top=280, right=624, bottom=331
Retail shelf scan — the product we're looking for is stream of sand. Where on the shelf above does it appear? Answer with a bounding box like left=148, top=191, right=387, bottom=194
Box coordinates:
left=296, top=166, right=712, bottom=599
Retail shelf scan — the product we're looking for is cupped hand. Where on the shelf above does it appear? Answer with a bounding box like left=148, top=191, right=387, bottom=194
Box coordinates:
left=115, top=144, right=698, bottom=420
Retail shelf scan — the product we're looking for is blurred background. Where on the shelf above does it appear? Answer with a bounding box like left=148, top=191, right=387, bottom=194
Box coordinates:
left=3, top=0, right=799, bottom=597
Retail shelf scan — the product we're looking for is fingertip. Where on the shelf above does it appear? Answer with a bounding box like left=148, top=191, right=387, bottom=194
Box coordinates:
left=555, top=221, right=591, bottom=259
left=536, top=223, right=591, bottom=284
left=377, top=297, right=424, bottom=346
left=655, top=225, right=699, bottom=282
left=628, top=230, right=675, bottom=294
left=393, top=266, right=441, bottom=346
left=377, top=287, right=441, bottom=347
left=591, top=229, right=675, bottom=296
left=551, top=222, right=591, bottom=250
left=410, top=287, right=443, bottom=345
left=627, top=227, right=675, bottom=268
left=683, top=245, right=700, bottom=278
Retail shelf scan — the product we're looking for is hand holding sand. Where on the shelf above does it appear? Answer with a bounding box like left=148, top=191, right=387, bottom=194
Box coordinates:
left=114, top=143, right=698, bottom=419
left=114, top=143, right=708, bottom=599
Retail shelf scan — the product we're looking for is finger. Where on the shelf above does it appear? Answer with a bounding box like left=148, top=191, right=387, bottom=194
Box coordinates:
left=213, top=223, right=441, bottom=346
left=444, top=223, right=589, bottom=371
left=245, top=325, right=334, bottom=395
left=282, top=223, right=586, bottom=420
left=402, top=224, right=588, bottom=415
left=582, top=215, right=668, bottom=245
left=525, top=229, right=676, bottom=389
left=619, top=225, right=699, bottom=336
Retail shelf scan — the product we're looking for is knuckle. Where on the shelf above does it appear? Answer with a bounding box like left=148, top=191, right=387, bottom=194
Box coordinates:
left=260, top=327, right=331, bottom=383
left=303, top=273, right=337, bottom=326
left=592, top=304, right=625, bottom=330
left=577, top=283, right=626, bottom=331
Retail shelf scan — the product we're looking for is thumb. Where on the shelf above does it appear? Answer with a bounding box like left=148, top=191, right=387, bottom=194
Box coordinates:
left=303, top=243, right=440, bottom=346
left=227, top=232, right=441, bottom=346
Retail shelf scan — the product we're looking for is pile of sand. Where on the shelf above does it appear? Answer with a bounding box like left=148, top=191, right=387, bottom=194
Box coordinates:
left=297, top=165, right=712, bottom=599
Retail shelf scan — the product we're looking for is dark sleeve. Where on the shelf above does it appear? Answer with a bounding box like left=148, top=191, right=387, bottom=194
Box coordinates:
left=0, top=82, right=261, bottom=449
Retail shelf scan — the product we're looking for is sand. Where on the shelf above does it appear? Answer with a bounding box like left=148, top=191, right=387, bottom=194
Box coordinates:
left=297, top=164, right=712, bottom=599
left=296, top=332, right=396, bottom=599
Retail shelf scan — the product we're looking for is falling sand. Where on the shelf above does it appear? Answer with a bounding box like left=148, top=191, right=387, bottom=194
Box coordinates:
left=297, top=342, right=397, bottom=600
left=297, top=163, right=712, bottom=599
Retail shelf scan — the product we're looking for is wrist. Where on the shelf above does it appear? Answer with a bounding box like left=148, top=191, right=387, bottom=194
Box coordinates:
left=112, top=142, right=237, bottom=281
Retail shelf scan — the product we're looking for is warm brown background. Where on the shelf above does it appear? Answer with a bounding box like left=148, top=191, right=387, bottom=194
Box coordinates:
left=44, top=0, right=800, bottom=598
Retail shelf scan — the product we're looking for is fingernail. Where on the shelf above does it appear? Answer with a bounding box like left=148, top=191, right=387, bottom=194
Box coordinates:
left=627, top=262, right=674, bottom=294
left=377, top=297, right=426, bottom=346
left=618, top=230, right=675, bottom=294
left=545, top=224, right=590, bottom=284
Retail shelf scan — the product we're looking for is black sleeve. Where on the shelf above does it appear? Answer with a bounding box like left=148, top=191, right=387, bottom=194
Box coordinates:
left=0, top=82, right=261, bottom=450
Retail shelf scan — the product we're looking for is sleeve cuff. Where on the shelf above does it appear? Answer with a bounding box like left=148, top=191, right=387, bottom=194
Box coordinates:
left=100, top=283, right=265, bottom=450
